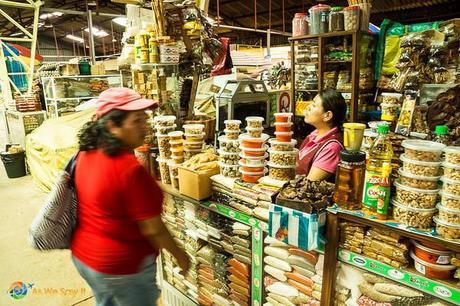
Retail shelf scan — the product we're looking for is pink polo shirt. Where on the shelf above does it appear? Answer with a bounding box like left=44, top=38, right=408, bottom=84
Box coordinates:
left=298, top=127, right=343, bottom=174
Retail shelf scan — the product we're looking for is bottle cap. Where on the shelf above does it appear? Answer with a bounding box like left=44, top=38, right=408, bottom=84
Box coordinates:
left=377, top=124, right=389, bottom=134
left=331, top=6, right=343, bottom=11
left=435, top=125, right=448, bottom=135
left=339, top=150, right=366, bottom=163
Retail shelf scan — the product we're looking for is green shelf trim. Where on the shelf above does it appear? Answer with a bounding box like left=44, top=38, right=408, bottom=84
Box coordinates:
left=338, top=249, right=460, bottom=304
left=252, top=227, right=263, bottom=306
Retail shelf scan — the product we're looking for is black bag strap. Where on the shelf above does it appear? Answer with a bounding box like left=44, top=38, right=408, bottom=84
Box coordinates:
left=64, top=152, right=79, bottom=187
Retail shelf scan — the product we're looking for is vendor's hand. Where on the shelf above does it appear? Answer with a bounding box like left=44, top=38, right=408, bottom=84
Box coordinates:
left=175, top=249, right=190, bottom=275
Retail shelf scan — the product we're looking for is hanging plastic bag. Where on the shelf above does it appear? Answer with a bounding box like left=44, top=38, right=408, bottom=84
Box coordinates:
left=211, top=37, right=233, bottom=76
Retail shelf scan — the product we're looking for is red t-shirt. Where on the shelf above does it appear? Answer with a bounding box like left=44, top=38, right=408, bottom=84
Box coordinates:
left=71, top=149, right=163, bottom=275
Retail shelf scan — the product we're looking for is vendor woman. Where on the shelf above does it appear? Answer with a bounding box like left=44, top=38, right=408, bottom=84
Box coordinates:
left=296, top=89, right=347, bottom=181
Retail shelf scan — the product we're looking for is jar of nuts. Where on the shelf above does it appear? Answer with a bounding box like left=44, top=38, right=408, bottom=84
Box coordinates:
left=155, top=124, right=176, bottom=135
left=183, top=124, right=205, bottom=135
left=185, top=133, right=206, bottom=142
left=168, top=131, right=183, bottom=141
left=381, top=92, right=402, bottom=105
left=434, top=216, right=460, bottom=240
left=184, top=141, right=204, bottom=151
left=154, top=115, right=176, bottom=127
left=246, top=127, right=264, bottom=138
left=219, top=162, right=240, bottom=178
left=343, top=5, right=360, bottom=31
left=184, top=149, right=202, bottom=161
left=224, top=129, right=240, bottom=140
left=398, top=169, right=440, bottom=190
left=245, top=116, right=264, bottom=129
left=381, top=103, right=400, bottom=121
left=400, top=154, right=442, bottom=177
left=437, top=204, right=460, bottom=225
left=268, top=149, right=298, bottom=166
left=444, top=146, right=460, bottom=166
left=392, top=199, right=436, bottom=229
left=440, top=176, right=460, bottom=196
left=268, top=138, right=297, bottom=151
left=394, top=180, right=439, bottom=209
left=224, top=119, right=242, bottom=131
left=268, top=163, right=296, bottom=181
left=440, top=190, right=460, bottom=210
left=402, top=140, right=445, bottom=162
left=239, top=153, right=267, bottom=166
left=157, top=157, right=171, bottom=184
left=156, top=134, right=171, bottom=158
left=219, top=136, right=240, bottom=153
left=218, top=150, right=239, bottom=165
left=442, top=162, right=460, bottom=181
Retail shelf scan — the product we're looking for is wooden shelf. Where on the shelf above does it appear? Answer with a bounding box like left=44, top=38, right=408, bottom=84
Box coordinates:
left=325, top=60, right=352, bottom=64
left=289, top=30, right=358, bottom=41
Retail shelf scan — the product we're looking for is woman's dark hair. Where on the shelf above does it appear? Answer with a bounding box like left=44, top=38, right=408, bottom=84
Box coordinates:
left=319, top=89, right=347, bottom=128
left=78, top=109, right=130, bottom=156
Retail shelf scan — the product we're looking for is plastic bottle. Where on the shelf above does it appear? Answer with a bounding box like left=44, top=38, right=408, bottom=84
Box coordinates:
left=362, top=124, right=393, bottom=216
left=434, top=125, right=449, bottom=145
left=148, top=33, right=159, bottom=63
left=376, top=162, right=391, bottom=220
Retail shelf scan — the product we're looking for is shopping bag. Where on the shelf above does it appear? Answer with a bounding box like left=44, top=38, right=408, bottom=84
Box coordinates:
left=268, top=204, right=326, bottom=251
left=29, top=153, right=79, bottom=250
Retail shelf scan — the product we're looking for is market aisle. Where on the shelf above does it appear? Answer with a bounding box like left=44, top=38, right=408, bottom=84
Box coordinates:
left=0, top=165, right=94, bottom=306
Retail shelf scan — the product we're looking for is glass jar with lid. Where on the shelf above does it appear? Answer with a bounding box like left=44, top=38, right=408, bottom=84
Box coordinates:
left=333, top=150, right=366, bottom=210
left=329, top=7, right=344, bottom=32
left=309, top=4, right=331, bottom=34
left=344, top=5, right=360, bottom=31
left=292, top=13, right=309, bottom=37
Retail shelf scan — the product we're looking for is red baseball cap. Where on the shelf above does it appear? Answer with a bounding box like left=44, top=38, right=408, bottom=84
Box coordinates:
left=94, top=87, right=158, bottom=118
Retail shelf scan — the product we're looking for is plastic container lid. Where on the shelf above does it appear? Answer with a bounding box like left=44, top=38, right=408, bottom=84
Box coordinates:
left=268, top=138, right=298, bottom=146
left=267, top=162, right=296, bottom=169
left=411, top=240, right=454, bottom=256
left=295, top=12, right=307, bottom=17
left=410, top=250, right=456, bottom=270
left=440, top=176, right=460, bottom=185
left=170, top=147, right=184, bottom=153
left=274, top=131, right=294, bottom=136
left=171, top=155, right=184, bottom=160
left=183, top=148, right=202, bottom=152
left=377, top=124, right=389, bottom=134
left=440, top=190, right=460, bottom=200
left=246, top=127, right=264, bottom=132
left=434, top=215, right=460, bottom=229
left=340, top=150, right=366, bottom=163
left=444, top=146, right=460, bottom=153
left=400, top=154, right=442, bottom=167
left=168, top=131, right=184, bottom=138
left=344, top=5, right=360, bottom=11
left=402, top=139, right=446, bottom=152
left=310, top=4, right=331, bottom=11
left=183, top=124, right=205, bottom=130
left=391, top=199, right=437, bottom=213
left=239, top=133, right=270, bottom=142
left=368, top=121, right=389, bottom=130
left=224, top=129, right=241, bottom=134
left=224, top=119, right=242, bottom=125
left=217, top=149, right=239, bottom=156
left=239, top=160, right=267, bottom=167
left=394, top=180, right=440, bottom=194
left=442, top=161, right=460, bottom=170
left=435, top=125, right=449, bottom=135
left=184, top=133, right=206, bottom=137
left=169, top=139, right=184, bottom=145
left=218, top=162, right=239, bottom=169
left=398, top=168, right=441, bottom=181
left=240, top=145, right=269, bottom=152
left=343, top=123, right=366, bottom=130
left=184, top=140, right=204, bottom=145
left=381, top=92, right=403, bottom=98
left=245, top=116, right=265, bottom=122
left=274, top=112, right=294, bottom=118
left=274, top=122, right=294, bottom=127
left=437, top=203, right=460, bottom=214
left=154, top=115, right=176, bottom=122
left=239, top=168, right=268, bottom=175
left=331, top=6, right=343, bottom=11
left=268, top=148, right=299, bottom=155
left=239, top=152, right=269, bottom=159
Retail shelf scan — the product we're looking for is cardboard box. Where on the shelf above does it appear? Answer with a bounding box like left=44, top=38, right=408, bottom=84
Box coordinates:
left=178, top=167, right=220, bottom=200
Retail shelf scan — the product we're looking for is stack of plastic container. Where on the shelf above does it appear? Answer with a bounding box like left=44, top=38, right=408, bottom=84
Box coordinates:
left=154, top=115, right=176, bottom=185
left=393, top=140, right=444, bottom=229
left=268, top=113, right=298, bottom=182
left=218, top=120, right=241, bottom=178
left=436, top=146, right=460, bottom=240
left=168, top=131, right=184, bottom=189
left=183, top=124, right=205, bottom=161
left=239, top=117, right=269, bottom=183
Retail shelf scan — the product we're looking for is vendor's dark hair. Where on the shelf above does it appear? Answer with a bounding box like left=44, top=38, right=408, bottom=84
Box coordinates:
left=78, top=109, right=129, bottom=156
left=320, top=89, right=347, bottom=128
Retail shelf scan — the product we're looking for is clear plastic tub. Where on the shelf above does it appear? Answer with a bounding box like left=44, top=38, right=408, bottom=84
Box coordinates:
left=239, top=134, right=269, bottom=148
left=246, top=127, right=264, bottom=138
left=224, top=119, right=242, bottom=131
left=184, top=133, right=206, bottom=142
left=411, top=240, right=454, bottom=265
left=400, top=154, right=442, bottom=177
left=394, top=180, right=439, bottom=209
left=380, top=103, right=400, bottom=121
left=218, top=149, right=239, bottom=165
left=268, top=148, right=298, bottom=166
left=274, top=131, right=294, bottom=142
left=392, top=199, right=436, bottom=229
left=381, top=92, right=402, bottom=104
left=410, top=250, right=456, bottom=279
left=402, top=140, right=445, bottom=162
left=440, top=190, right=460, bottom=210
left=268, top=138, right=297, bottom=151
left=219, top=162, right=240, bottom=178
left=184, top=148, right=202, bottom=160
left=239, top=168, right=267, bottom=183
left=437, top=203, right=460, bottom=225
left=168, top=131, right=184, bottom=141
left=268, top=162, right=296, bottom=181
left=274, top=122, right=293, bottom=133
left=155, top=124, right=176, bottom=134
left=239, top=154, right=267, bottom=166
left=156, top=134, right=171, bottom=158
left=444, top=146, right=460, bottom=165
left=154, top=115, right=176, bottom=127
left=171, top=175, right=179, bottom=189
left=440, top=176, right=460, bottom=196
left=218, top=136, right=240, bottom=153
left=157, top=157, right=171, bottom=184
left=183, top=124, right=205, bottom=135
left=240, top=145, right=269, bottom=157
left=170, top=148, right=184, bottom=158
left=292, top=12, right=309, bottom=37
left=398, top=169, right=440, bottom=190
left=442, top=162, right=460, bottom=181
left=245, top=116, right=264, bottom=129
left=239, top=160, right=267, bottom=173
left=169, top=140, right=183, bottom=150
left=184, top=141, right=203, bottom=151
left=171, top=155, right=184, bottom=164
left=434, top=216, right=460, bottom=240
left=309, top=4, right=330, bottom=34
left=224, top=129, right=240, bottom=140
left=274, top=112, right=293, bottom=123
left=168, top=159, right=181, bottom=180
left=343, top=5, right=360, bottom=31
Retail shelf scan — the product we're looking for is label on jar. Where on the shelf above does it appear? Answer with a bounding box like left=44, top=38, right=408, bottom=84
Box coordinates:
left=362, top=171, right=390, bottom=211
left=414, top=261, right=426, bottom=275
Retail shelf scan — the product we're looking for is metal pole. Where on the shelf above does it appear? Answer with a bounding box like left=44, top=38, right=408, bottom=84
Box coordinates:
left=87, top=9, right=96, bottom=64
left=41, top=7, right=124, bottom=18
left=0, top=0, right=34, bottom=9
left=266, top=29, right=271, bottom=59
left=27, top=1, right=41, bottom=94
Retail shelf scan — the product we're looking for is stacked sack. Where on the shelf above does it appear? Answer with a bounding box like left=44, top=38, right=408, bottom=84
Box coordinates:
left=219, top=120, right=242, bottom=178
left=393, top=140, right=445, bottom=230
left=339, top=222, right=366, bottom=254
left=167, top=131, right=184, bottom=189
left=154, top=115, right=176, bottom=184
left=161, top=197, right=177, bottom=285
left=268, top=113, right=298, bottom=182
left=437, top=146, right=460, bottom=240
left=363, top=228, right=409, bottom=268
left=239, top=117, right=269, bottom=183
left=183, top=124, right=205, bottom=160
left=196, top=245, right=217, bottom=305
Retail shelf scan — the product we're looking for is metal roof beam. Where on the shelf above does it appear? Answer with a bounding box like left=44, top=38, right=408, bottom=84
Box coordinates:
left=40, top=7, right=124, bottom=18
left=0, top=0, right=36, bottom=9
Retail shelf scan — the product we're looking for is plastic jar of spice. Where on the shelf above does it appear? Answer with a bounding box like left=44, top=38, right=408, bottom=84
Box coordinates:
left=329, top=7, right=344, bottom=32
left=333, top=150, right=366, bottom=210
left=309, top=4, right=331, bottom=34
left=344, top=6, right=360, bottom=31
left=292, top=13, right=309, bottom=37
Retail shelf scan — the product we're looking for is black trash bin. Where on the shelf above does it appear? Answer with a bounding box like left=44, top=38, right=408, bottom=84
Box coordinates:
left=1, top=151, right=26, bottom=178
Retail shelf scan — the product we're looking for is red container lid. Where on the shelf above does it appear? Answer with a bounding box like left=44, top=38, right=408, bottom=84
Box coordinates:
left=344, top=5, right=360, bottom=11
left=295, top=12, right=307, bottom=18
left=310, top=4, right=331, bottom=12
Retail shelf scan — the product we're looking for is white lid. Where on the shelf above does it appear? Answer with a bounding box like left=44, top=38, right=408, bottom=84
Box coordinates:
left=268, top=148, right=299, bottom=155
left=239, top=168, right=268, bottom=175
left=224, top=129, right=241, bottom=134
left=218, top=162, right=239, bottom=169
left=440, top=190, right=460, bottom=200
left=245, top=116, right=265, bottom=122
left=391, top=199, right=437, bottom=212
left=154, top=115, right=176, bottom=122
left=170, top=147, right=184, bottom=153
left=410, top=250, right=456, bottom=270
left=267, top=162, right=296, bottom=169
left=239, top=133, right=270, bottom=142
left=381, top=92, right=403, bottom=98
left=239, top=160, right=267, bottom=167
left=402, top=139, right=446, bottom=153
left=437, top=203, right=460, bottom=214
left=155, top=124, right=177, bottom=129
left=184, top=133, right=206, bottom=137
left=444, top=146, right=460, bottom=153
left=274, top=122, right=294, bottom=127
left=442, top=161, right=460, bottom=170
left=156, top=157, right=171, bottom=163
left=184, top=140, right=204, bottom=145
left=440, top=176, right=460, bottom=185
left=398, top=169, right=441, bottom=181
left=240, top=144, right=269, bottom=152
left=239, top=152, right=269, bottom=159
left=246, top=127, right=264, bottom=131
left=168, top=131, right=184, bottom=137
left=400, top=154, right=442, bottom=167
left=183, top=124, right=205, bottom=130
left=218, top=135, right=240, bottom=143
left=409, top=132, right=429, bottom=139
left=274, top=131, right=294, bottom=136
left=394, top=180, right=440, bottom=194
left=183, top=148, right=203, bottom=152
left=268, top=138, right=298, bottom=146
left=224, top=119, right=242, bottom=125
left=155, top=133, right=170, bottom=137
left=217, top=149, right=239, bottom=156
left=274, top=112, right=294, bottom=118
left=411, top=240, right=454, bottom=256
left=434, top=215, right=460, bottom=229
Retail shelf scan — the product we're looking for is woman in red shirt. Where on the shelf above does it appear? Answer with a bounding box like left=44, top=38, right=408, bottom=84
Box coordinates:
left=71, top=88, right=189, bottom=306
left=296, top=89, right=347, bottom=181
